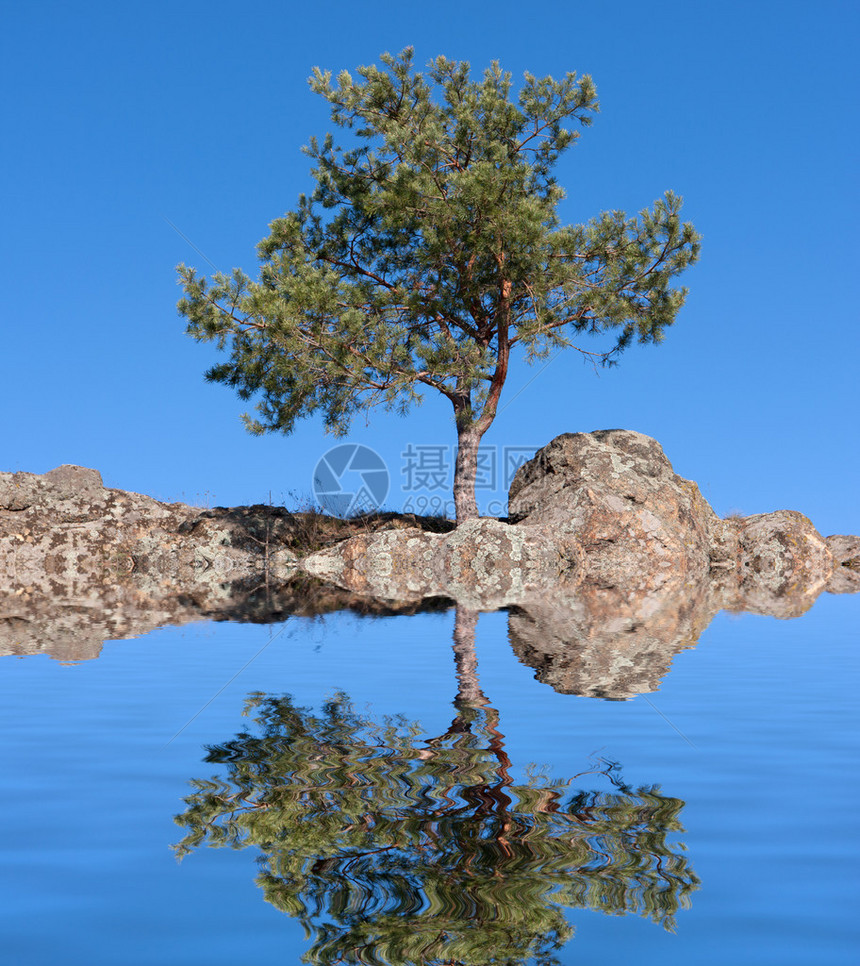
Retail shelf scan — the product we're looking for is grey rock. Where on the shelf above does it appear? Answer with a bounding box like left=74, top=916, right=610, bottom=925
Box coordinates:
left=736, top=510, right=832, bottom=598
left=301, top=517, right=581, bottom=608
left=825, top=534, right=860, bottom=593
left=508, top=430, right=720, bottom=592
left=304, top=429, right=852, bottom=610
left=0, top=465, right=302, bottom=659
left=1, top=433, right=856, bottom=688
left=0, top=464, right=105, bottom=510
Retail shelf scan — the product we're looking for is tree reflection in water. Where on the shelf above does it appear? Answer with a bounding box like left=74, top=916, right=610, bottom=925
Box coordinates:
left=174, top=610, right=699, bottom=965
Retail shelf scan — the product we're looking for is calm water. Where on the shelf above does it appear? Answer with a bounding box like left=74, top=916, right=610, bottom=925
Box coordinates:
left=1, top=594, right=858, bottom=964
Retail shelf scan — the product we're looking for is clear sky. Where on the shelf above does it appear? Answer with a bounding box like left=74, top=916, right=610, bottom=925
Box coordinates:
left=3, top=0, right=857, bottom=535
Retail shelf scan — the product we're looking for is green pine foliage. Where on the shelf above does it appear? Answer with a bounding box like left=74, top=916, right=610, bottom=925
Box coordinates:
left=177, top=49, right=700, bottom=514
left=174, top=691, right=700, bottom=964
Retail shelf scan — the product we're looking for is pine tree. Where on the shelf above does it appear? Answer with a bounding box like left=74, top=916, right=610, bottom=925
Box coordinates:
left=174, top=689, right=699, bottom=963
left=177, top=49, right=701, bottom=522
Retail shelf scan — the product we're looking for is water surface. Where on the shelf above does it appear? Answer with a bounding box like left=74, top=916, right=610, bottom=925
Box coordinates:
left=1, top=594, right=857, bottom=964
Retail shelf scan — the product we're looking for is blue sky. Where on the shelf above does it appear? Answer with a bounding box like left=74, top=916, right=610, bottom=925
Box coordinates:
left=3, top=0, right=857, bottom=536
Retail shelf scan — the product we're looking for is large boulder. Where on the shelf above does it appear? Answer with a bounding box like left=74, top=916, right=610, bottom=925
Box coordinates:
left=507, top=430, right=848, bottom=608
left=508, top=430, right=725, bottom=592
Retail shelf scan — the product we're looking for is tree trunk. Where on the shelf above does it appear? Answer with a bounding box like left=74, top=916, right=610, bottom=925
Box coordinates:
left=453, top=423, right=482, bottom=523
left=451, top=280, right=509, bottom=523
left=451, top=606, right=514, bottom=844
left=452, top=607, right=485, bottom=708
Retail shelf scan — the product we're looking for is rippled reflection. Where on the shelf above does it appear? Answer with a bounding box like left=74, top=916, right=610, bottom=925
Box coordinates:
left=175, top=614, right=699, bottom=965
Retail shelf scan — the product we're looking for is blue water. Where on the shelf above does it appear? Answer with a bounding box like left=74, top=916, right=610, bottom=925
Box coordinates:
left=1, top=594, right=858, bottom=964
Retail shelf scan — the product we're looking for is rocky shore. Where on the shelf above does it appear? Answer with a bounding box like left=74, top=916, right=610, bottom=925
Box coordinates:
left=300, top=430, right=856, bottom=607
left=2, top=430, right=857, bottom=696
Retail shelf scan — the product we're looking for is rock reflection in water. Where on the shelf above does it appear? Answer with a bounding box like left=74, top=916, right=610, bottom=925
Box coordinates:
left=0, top=574, right=453, bottom=663
left=505, top=548, right=860, bottom=700
left=4, top=564, right=855, bottom=700
left=174, top=610, right=699, bottom=965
